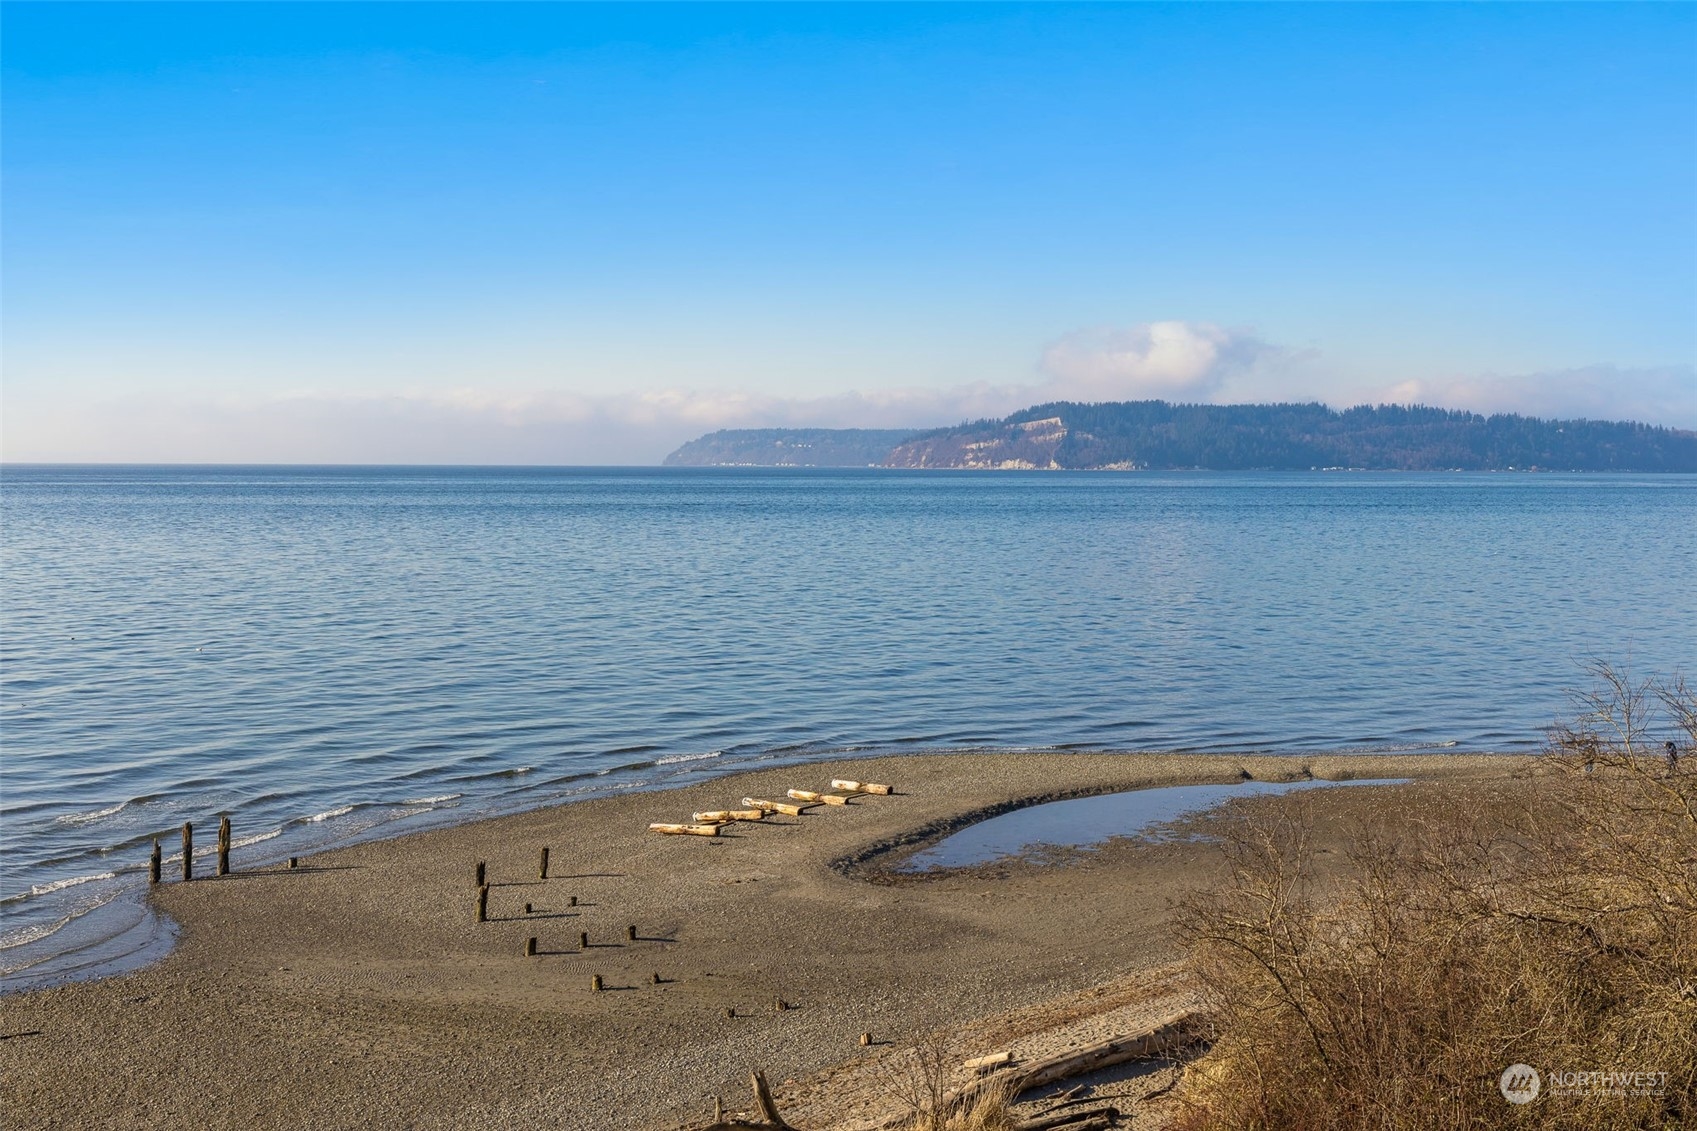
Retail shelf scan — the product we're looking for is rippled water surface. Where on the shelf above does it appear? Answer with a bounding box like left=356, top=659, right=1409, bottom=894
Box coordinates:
left=3, top=466, right=1693, bottom=986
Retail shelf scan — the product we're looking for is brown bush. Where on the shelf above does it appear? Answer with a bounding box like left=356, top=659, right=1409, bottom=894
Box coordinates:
left=1175, top=664, right=1696, bottom=1130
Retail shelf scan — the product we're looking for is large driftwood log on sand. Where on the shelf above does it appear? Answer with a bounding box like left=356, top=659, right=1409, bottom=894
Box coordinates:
left=648, top=823, right=722, bottom=837
left=742, top=797, right=813, bottom=817
left=1002, top=1011, right=1199, bottom=1091
left=694, top=809, right=766, bottom=822
left=786, top=789, right=850, bottom=806
left=922, top=1012, right=1199, bottom=1128
left=831, top=779, right=893, bottom=795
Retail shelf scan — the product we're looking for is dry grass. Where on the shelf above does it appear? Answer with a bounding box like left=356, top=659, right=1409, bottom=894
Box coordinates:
left=878, top=1028, right=1019, bottom=1131
left=1174, top=664, right=1696, bottom=1130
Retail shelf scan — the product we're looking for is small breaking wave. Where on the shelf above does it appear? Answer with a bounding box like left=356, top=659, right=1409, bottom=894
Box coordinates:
left=55, top=802, right=127, bottom=826
left=29, top=872, right=116, bottom=897
left=401, top=793, right=461, bottom=805
left=655, top=750, right=722, bottom=766
left=303, top=805, right=354, bottom=823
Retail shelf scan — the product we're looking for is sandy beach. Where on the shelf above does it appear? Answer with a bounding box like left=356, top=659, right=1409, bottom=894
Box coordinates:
left=0, top=750, right=1532, bottom=1129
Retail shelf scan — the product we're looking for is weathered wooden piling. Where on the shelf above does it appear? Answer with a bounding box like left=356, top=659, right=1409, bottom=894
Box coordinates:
left=590, top=974, right=603, bottom=992
left=626, top=924, right=637, bottom=941
left=860, top=1032, right=872, bottom=1047
left=475, top=860, right=486, bottom=888
left=523, top=902, right=533, bottom=914
left=180, top=822, right=193, bottom=881
left=288, top=857, right=299, bottom=870
left=148, top=839, right=162, bottom=884
left=524, top=936, right=537, bottom=957
left=538, top=846, right=550, bottom=880
left=568, top=895, right=577, bottom=907
left=476, top=885, right=489, bottom=923
left=651, top=972, right=662, bottom=985
left=578, top=931, right=589, bottom=950
left=775, top=998, right=787, bottom=1012
left=216, top=815, right=231, bottom=876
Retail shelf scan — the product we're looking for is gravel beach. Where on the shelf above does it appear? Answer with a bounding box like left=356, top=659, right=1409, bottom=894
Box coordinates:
left=0, top=750, right=1530, bottom=1129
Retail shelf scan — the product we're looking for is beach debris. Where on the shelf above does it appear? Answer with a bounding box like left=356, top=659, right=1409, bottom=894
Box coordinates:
left=963, top=1050, right=1014, bottom=1072
left=1015, top=1109, right=1120, bottom=1131
left=539, top=845, right=550, bottom=879
left=578, top=931, right=589, bottom=949
left=475, top=860, right=486, bottom=887
left=626, top=924, right=637, bottom=941
left=831, top=779, right=893, bottom=795
left=149, top=839, right=162, bottom=884
left=591, top=974, right=603, bottom=992
left=288, top=856, right=299, bottom=869
left=786, top=789, right=850, bottom=806
left=181, top=822, right=194, bottom=882
left=475, top=885, right=489, bottom=923
left=650, top=822, right=722, bottom=836
left=694, top=809, right=765, bottom=822
left=651, top=972, right=663, bottom=985
left=524, top=937, right=537, bottom=957
left=949, top=1012, right=1200, bottom=1112
left=699, top=1071, right=795, bottom=1131
left=741, top=797, right=812, bottom=817
left=860, top=1032, right=873, bottom=1047
left=569, top=895, right=578, bottom=906
left=217, top=815, right=232, bottom=876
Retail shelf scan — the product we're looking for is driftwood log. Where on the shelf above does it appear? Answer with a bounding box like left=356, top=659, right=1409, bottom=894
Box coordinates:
left=786, top=789, right=850, bottom=806
left=742, top=797, right=813, bottom=817
left=929, top=1012, right=1199, bottom=1125
left=695, top=809, right=765, bottom=822
left=696, top=1070, right=795, bottom=1131
left=831, top=779, right=893, bottom=795
left=649, top=823, right=722, bottom=837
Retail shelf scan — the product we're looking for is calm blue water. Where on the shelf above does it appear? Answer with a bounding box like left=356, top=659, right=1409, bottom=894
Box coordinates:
left=3, top=467, right=1694, bottom=987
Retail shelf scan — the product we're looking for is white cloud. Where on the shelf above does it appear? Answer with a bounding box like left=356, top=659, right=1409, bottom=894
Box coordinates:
left=1374, top=365, right=1697, bottom=430
left=1039, top=320, right=1277, bottom=401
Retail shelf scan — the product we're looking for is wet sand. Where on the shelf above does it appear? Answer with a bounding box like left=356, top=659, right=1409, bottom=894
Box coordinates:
left=0, top=750, right=1531, bottom=1129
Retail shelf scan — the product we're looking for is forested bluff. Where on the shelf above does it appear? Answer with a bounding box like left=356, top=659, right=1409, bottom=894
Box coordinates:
left=662, top=402, right=1697, bottom=472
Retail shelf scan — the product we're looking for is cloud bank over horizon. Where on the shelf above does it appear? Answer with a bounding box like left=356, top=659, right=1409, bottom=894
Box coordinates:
left=7, top=320, right=1692, bottom=465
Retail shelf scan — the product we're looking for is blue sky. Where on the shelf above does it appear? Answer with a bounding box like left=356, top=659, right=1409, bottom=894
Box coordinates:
left=5, top=2, right=1694, bottom=463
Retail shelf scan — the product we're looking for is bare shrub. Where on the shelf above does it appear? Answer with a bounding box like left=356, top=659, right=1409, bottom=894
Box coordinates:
left=876, top=1028, right=1017, bottom=1131
left=1176, top=664, right=1696, bottom=1130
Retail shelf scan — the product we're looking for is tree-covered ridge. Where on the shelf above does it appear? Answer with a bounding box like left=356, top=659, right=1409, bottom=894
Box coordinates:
left=882, top=401, right=1697, bottom=471
left=663, top=428, right=922, bottom=467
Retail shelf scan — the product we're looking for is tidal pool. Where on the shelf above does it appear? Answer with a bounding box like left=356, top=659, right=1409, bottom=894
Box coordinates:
left=900, top=777, right=1407, bottom=871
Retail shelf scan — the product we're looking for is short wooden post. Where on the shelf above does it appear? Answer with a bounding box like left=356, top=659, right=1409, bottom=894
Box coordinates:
left=578, top=931, right=589, bottom=950
left=148, top=839, right=162, bottom=884
left=568, top=895, right=577, bottom=907
left=713, top=1097, right=724, bottom=1123
left=216, top=815, right=231, bottom=876
left=538, top=846, right=549, bottom=880
left=725, top=1007, right=735, bottom=1019
left=288, top=857, right=299, bottom=870
left=590, top=974, right=603, bottom=992
left=475, top=885, right=489, bottom=923
left=523, top=902, right=533, bottom=914
left=651, top=972, right=662, bottom=985
left=180, top=822, right=193, bottom=881
left=475, top=861, right=486, bottom=888
left=860, top=1032, right=872, bottom=1047
left=626, top=924, right=637, bottom=941
left=524, top=936, right=537, bottom=957
left=775, top=998, right=786, bottom=1012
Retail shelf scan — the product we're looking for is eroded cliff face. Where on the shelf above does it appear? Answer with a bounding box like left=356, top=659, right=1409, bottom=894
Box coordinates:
left=884, top=416, right=1126, bottom=470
